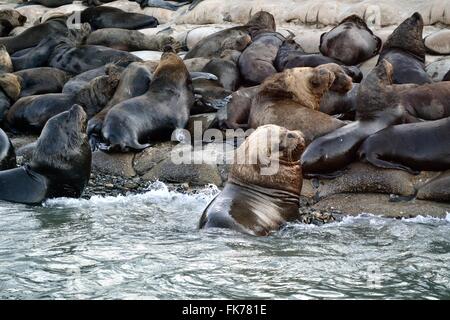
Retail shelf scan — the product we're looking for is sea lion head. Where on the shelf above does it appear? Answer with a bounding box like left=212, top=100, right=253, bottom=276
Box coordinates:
left=31, top=105, right=91, bottom=198
left=231, top=124, right=305, bottom=195
left=222, top=34, right=252, bottom=52
left=317, top=63, right=353, bottom=93
left=246, top=11, right=276, bottom=38
left=0, top=73, right=21, bottom=101
left=382, top=12, right=426, bottom=60
left=0, top=9, right=27, bottom=27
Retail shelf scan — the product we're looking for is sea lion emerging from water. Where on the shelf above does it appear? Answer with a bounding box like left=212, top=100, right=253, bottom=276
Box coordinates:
left=377, top=12, right=432, bottom=85
left=319, top=15, right=381, bottom=66
left=80, top=6, right=159, bottom=30
left=100, top=48, right=194, bottom=152
left=0, top=128, right=15, bottom=170
left=358, top=117, right=450, bottom=174
left=184, top=11, right=275, bottom=59
left=199, top=124, right=305, bottom=236
left=0, top=105, right=91, bottom=204
left=14, top=67, right=71, bottom=98
left=301, top=60, right=405, bottom=178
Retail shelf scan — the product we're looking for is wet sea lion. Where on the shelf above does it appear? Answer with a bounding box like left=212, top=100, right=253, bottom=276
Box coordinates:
left=80, top=6, right=159, bottom=30
left=358, top=117, right=450, bottom=174
left=7, top=72, right=119, bottom=133
left=377, top=12, right=432, bottom=85
left=0, top=45, right=12, bottom=73
left=0, top=128, right=15, bottom=170
left=14, top=67, right=71, bottom=98
left=17, top=0, right=73, bottom=7
left=0, top=105, right=91, bottom=205
left=219, top=85, right=259, bottom=130
left=248, top=66, right=345, bottom=144
left=86, top=28, right=181, bottom=52
left=424, top=29, right=450, bottom=55
left=100, top=49, right=194, bottom=152
left=301, top=60, right=405, bottom=178
left=184, top=11, right=274, bottom=59
left=199, top=124, right=305, bottom=236
left=319, top=15, right=381, bottom=66
left=238, top=31, right=285, bottom=85
left=201, top=50, right=241, bottom=91
left=416, top=170, right=450, bottom=203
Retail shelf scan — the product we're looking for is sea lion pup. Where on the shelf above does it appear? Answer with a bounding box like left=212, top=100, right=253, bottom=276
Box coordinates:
left=248, top=66, right=345, bottom=144
left=301, top=60, right=405, bottom=178
left=100, top=48, right=194, bottom=152
left=416, top=170, right=450, bottom=203
left=319, top=15, right=381, bottom=66
left=275, top=39, right=363, bottom=83
left=377, top=12, right=431, bottom=85
left=199, top=125, right=305, bottom=236
left=184, top=11, right=275, bottom=59
left=0, top=128, right=15, bottom=171
left=201, top=50, right=241, bottom=91
left=238, top=31, right=285, bottom=85
left=14, top=68, right=71, bottom=98
left=424, top=29, right=450, bottom=55
left=358, top=117, right=450, bottom=174
left=0, top=45, right=12, bottom=73
left=7, top=70, right=119, bottom=133
left=80, top=6, right=159, bottom=31
left=0, top=105, right=91, bottom=205
left=86, top=28, right=181, bottom=52
left=0, top=16, right=68, bottom=54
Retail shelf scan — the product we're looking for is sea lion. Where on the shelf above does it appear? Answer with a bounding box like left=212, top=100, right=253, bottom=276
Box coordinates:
left=0, top=20, right=13, bottom=37
left=0, top=128, right=15, bottom=170
left=7, top=71, right=119, bottom=133
left=358, top=117, right=450, bottom=174
left=0, top=9, right=27, bottom=28
left=191, top=78, right=231, bottom=114
left=80, top=6, right=159, bottom=30
left=62, top=64, right=123, bottom=94
left=319, top=15, right=381, bottom=65
left=184, top=11, right=275, bottom=59
left=14, top=68, right=71, bottom=98
left=238, top=31, right=285, bottom=85
left=201, top=50, right=241, bottom=91
left=133, top=0, right=203, bottom=11
left=219, top=85, right=259, bottom=130
left=86, top=28, right=181, bottom=52
left=444, top=70, right=450, bottom=82
left=0, top=104, right=91, bottom=204
left=0, top=45, right=12, bottom=73
left=301, top=60, right=405, bottom=178
left=199, top=124, right=306, bottom=236
left=0, top=73, right=21, bottom=102
left=377, top=12, right=432, bottom=85
left=100, top=49, right=194, bottom=152
left=275, top=39, right=363, bottom=83
left=0, top=16, right=68, bottom=54
left=424, top=29, right=450, bottom=55
left=416, top=170, right=450, bottom=203
left=0, top=90, right=11, bottom=124
left=17, top=0, right=73, bottom=7
left=248, top=66, right=345, bottom=144
left=319, top=84, right=359, bottom=117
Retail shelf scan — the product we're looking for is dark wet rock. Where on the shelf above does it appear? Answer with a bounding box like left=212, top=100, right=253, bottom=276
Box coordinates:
left=92, top=151, right=136, bottom=177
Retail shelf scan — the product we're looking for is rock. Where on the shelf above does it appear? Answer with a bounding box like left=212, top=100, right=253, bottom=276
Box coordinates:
left=130, top=50, right=162, bottom=61
left=133, top=141, right=174, bottom=175
left=426, top=57, right=450, bottom=81
left=312, top=193, right=450, bottom=218
left=10, top=135, right=38, bottom=150
left=92, top=151, right=136, bottom=177
left=186, top=113, right=217, bottom=141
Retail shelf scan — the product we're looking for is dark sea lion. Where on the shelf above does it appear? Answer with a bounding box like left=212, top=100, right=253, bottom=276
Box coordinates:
left=0, top=105, right=91, bottom=205
left=86, top=28, right=181, bottom=52
left=0, top=20, right=13, bottom=37
left=100, top=49, right=194, bottom=152
left=358, top=117, right=450, bottom=174
left=0, top=17, right=68, bottom=54
left=14, top=67, right=71, bottom=98
left=416, top=170, right=450, bottom=202
left=132, top=0, right=203, bottom=11
left=191, top=78, right=231, bottom=114
left=80, top=6, right=159, bottom=30
left=0, top=90, right=11, bottom=124
left=443, top=70, right=450, bottom=82
left=17, top=0, right=73, bottom=7
left=320, top=84, right=359, bottom=117
left=0, top=9, right=27, bottom=28
left=62, top=64, right=120, bottom=94
left=377, top=12, right=432, bottom=85
left=248, top=66, right=345, bottom=144
left=275, top=39, right=363, bottom=82
left=11, top=36, right=64, bottom=71
left=319, top=15, right=381, bottom=65
left=0, top=128, right=15, bottom=170
left=0, top=45, right=12, bottom=73
left=301, top=60, right=405, bottom=178
left=184, top=11, right=274, bottom=59
left=7, top=72, right=119, bottom=133
left=424, top=29, right=450, bottom=55
left=219, top=85, right=259, bottom=130
left=238, top=31, right=285, bottom=85
left=201, top=50, right=241, bottom=91
left=199, top=125, right=305, bottom=236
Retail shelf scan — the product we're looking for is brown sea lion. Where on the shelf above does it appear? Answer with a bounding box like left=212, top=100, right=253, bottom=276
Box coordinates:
left=319, top=15, right=381, bottom=66
left=199, top=124, right=306, bottom=236
left=416, top=170, right=450, bottom=203
left=377, top=12, right=432, bottom=85
left=184, top=11, right=275, bottom=59
left=0, top=45, right=12, bottom=73
left=0, top=73, right=21, bottom=102
left=14, top=67, right=71, bottom=98
left=301, top=60, right=405, bottom=178
left=0, top=105, right=91, bottom=204
left=358, top=117, right=450, bottom=174
left=100, top=48, right=194, bottom=152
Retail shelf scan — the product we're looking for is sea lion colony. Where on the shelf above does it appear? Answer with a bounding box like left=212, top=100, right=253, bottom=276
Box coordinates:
left=0, top=2, right=449, bottom=236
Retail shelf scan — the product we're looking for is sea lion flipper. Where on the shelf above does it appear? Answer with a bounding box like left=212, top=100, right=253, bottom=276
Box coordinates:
left=364, top=155, right=419, bottom=175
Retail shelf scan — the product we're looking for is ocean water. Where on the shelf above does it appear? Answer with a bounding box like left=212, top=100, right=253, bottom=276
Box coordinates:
left=0, top=181, right=449, bottom=299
